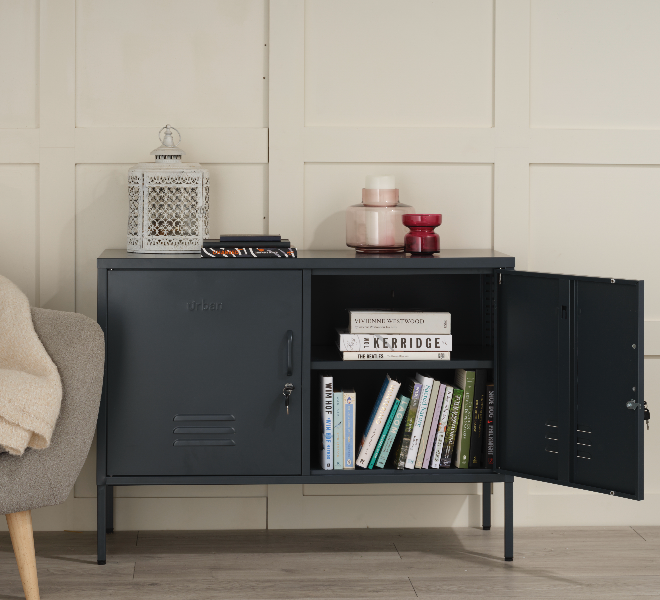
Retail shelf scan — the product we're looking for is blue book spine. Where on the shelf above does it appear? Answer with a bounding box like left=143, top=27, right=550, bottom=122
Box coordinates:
left=333, top=389, right=343, bottom=469
left=343, top=390, right=355, bottom=469
left=357, top=378, right=388, bottom=458
left=376, top=393, right=411, bottom=468
left=368, top=397, right=400, bottom=469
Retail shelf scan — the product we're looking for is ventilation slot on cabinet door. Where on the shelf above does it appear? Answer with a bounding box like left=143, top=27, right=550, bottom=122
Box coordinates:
left=173, top=427, right=235, bottom=434
left=173, top=414, right=235, bottom=421
left=174, top=440, right=235, bottom=447
left=576, top=424, right=592, bottom=460
left=172, top=415, right=236, bottom=447
left=544, top=420, right=559, bottom=454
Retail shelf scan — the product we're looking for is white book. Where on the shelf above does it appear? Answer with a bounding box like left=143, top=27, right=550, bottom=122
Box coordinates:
left=355, top=375, right=401, bottom=468
left=320, top=375, right=333, bottom=470
left=415, top=379, right=440, bottom=468
left=349, top=311, right=451, bottom=334
left=336, top=329, right=452, bottom=352
left=405, top=373, right=434, bottom=469
left=431, top=384, right=454, bottom=468
left=343, top=351, right=451, bottom=361
left=333, top=388, right=343, bottom=469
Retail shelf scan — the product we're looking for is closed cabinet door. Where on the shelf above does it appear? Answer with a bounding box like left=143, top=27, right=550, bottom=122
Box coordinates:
left=106, top=269, right=302, bottom=476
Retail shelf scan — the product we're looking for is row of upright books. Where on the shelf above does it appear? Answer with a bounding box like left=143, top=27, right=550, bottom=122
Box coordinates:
left=320, top=369, right=494, bottom=470
left=337, top=310, right=452, bottom=361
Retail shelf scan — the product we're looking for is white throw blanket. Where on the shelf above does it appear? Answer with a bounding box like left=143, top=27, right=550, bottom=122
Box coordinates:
left=0, top=275, right=62, bottom=455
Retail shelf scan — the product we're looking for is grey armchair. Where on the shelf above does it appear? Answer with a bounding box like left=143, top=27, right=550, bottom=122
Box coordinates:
left=0, top=308, right=104, bottom=600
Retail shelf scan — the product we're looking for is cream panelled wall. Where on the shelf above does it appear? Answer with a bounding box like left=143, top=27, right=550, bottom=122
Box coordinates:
left=1, top=0, right=659, bottom=532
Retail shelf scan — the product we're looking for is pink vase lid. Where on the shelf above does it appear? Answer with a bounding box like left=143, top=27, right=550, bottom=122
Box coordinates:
left=402, top=213, right=442, bottom=227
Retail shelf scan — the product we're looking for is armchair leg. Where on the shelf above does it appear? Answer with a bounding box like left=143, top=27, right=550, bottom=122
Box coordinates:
left=6, top=510, right=40, bottom=600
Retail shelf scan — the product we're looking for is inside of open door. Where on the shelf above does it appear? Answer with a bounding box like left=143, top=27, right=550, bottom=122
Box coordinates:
left=497, top=271, right=643, bottom=499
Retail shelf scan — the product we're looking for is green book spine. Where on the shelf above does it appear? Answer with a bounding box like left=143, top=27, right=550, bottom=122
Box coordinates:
left=368, top=398, right=400, bottom=469
left=376, top=393, right=411, bottom=468
left=389, top=404, right=408, bottom=468
left=454, top=369, right=475, bottom=469
left=439, top=388, right=463, bottom=467
left=396, top=380, right=422, bottom=469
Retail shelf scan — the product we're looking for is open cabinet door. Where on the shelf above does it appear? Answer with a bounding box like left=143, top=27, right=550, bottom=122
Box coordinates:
left=497, top=271, right=643, bottom=500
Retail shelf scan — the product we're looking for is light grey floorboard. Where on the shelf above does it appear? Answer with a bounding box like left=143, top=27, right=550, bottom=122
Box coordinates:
left=0, top=527, right=657, bottom=599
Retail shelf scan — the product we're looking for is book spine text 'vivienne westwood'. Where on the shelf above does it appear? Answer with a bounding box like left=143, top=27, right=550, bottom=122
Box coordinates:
left=348, top=311, right=451, bottom=334
left=336, top=329, right=452, bottom=352
left=320, top=375, right=333, bottom=470
left=343, top=389, right=356, bottom=469
left=342, top=352, right=451, bottom=361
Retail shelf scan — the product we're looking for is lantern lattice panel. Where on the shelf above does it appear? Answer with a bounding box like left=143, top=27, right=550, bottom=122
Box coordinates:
left=127, top=169, right=209, bottom=253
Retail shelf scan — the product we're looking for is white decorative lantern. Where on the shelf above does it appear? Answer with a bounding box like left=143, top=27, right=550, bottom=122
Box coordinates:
left=127, top=125, right=209, bottom=253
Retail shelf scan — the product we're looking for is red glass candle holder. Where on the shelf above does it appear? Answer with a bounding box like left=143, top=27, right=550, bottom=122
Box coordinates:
left=402, top=214, right=442, bottom=254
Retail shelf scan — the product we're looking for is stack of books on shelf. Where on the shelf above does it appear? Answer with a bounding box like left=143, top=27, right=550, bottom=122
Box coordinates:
left=201, top=234, right=297, bottom=258
left=320, top=370, right=494, bottom=471
left=337, top=310, right=452, bottom=361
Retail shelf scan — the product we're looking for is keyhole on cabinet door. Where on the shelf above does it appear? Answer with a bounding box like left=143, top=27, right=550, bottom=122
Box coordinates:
left=283, top=383, right=294, bottom=415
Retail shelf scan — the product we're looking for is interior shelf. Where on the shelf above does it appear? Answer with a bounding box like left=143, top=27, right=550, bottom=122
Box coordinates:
left=310, top=467, right=494, bottom=476
left=310, top=344, right=494, bottom=370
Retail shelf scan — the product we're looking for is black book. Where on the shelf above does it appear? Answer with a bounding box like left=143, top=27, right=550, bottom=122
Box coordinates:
left=482, top=383, right=495, bottom=468
left=201, top=247, right=297, bottom=258
left=219, top=234, right=281, bottom=242
left=468, top=369, right=487, bottom=468
left=203, top=238, right=291, bottom=249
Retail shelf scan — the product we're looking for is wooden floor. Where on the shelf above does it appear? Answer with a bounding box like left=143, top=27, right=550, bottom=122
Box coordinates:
left=1, top=527, right=659, bottom=599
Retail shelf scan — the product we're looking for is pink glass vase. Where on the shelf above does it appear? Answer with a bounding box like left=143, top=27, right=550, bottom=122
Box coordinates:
left=403, top=214, right=442, bottom=254
left=346, top=178, right=414, bottom=253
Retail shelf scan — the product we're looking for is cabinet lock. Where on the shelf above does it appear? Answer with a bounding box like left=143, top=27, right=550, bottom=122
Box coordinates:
left=283, top=383, right=294, bottom=415
left=626, top=400, right=642, bottom=410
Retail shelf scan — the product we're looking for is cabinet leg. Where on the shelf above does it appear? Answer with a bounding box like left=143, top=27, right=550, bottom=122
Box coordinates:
left=97, top=485, right=107, bottom=565
left=482, top=482, right=491, bottom=530
left=504, top=480, right=513, bottom=561
left=106, top=486, right=114, bottom=534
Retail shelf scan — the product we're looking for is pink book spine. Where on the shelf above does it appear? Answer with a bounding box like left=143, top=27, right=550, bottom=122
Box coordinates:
left=422, top=384, right=446, bottom=468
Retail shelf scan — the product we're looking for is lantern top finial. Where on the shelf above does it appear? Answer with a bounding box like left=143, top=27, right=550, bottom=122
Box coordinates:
left=150, top=124, right=185, bottom=162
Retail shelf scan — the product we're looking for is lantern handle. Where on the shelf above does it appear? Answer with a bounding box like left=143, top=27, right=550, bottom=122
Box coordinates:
left=158, top=125, right=181, bottom=148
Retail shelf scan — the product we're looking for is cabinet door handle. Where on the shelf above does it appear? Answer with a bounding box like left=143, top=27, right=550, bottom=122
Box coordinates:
left=286, top=330, right=293, bottom=376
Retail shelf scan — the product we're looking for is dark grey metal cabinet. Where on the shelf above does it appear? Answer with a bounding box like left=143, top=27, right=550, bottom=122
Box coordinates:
left=106, top=269, right=302, bottom=477
left=96, top=250, right=644, bottom=566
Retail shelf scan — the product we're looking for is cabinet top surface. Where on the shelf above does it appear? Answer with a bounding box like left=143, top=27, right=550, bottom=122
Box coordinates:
left=98, top=249, right=514, bottom=269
